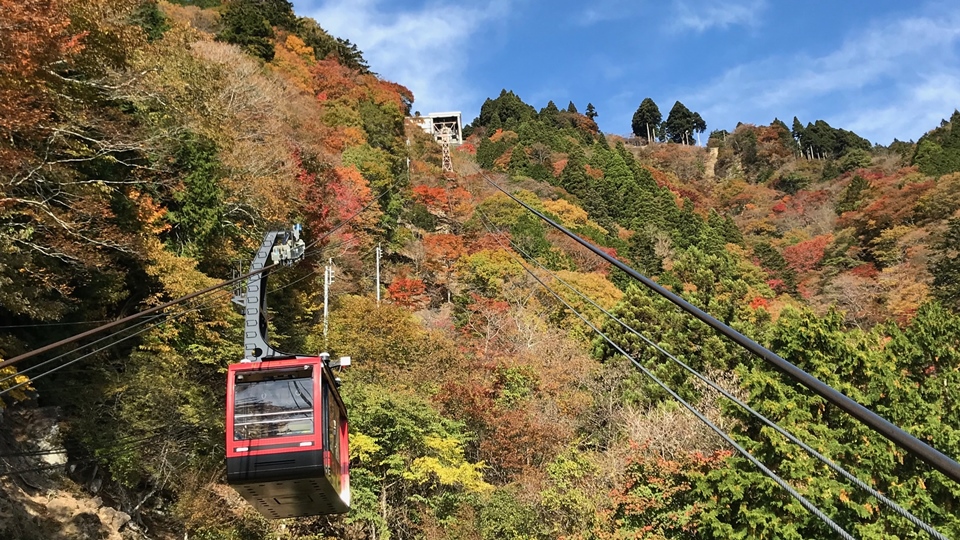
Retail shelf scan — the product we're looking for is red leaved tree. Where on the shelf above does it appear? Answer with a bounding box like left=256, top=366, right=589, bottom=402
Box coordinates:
left=387, top=276, right=427, bottom=309
left=782, top=234, right=832, bottom=273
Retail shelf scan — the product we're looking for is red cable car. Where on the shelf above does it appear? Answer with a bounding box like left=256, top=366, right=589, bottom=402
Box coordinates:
left=226, top=356, right=350, bottom=518
left=225, top=228, right=349, bottom=518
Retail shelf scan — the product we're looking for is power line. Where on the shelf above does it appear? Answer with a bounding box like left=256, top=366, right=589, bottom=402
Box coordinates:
left=472, top=208, right=855, bottom=540
left=484, top=213, right=948, bottom=540
left=476, top=170, right=960, bottom=485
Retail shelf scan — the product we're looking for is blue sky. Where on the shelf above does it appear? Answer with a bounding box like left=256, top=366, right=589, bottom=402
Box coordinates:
left=291, top=0, right=960, bottom=145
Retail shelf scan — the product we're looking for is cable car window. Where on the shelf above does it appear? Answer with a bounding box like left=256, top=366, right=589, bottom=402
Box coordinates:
left=234, top=367, right=314, bottom=440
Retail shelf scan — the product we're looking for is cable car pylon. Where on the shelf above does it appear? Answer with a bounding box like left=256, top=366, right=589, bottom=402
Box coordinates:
left=226, top=226, right=351, bottom=519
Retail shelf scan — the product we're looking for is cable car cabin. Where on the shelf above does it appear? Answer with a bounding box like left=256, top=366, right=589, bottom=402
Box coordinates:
left=226, top=357, right=350, bottom=518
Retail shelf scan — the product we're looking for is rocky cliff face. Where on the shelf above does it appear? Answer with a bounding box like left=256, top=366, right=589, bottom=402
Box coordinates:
left=0, top=407, right=132, bottom=540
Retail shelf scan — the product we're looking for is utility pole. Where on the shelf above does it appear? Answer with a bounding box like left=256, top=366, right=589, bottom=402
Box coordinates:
left=375, top=243, right=381, bottom=306
left=323, top=258, right=334, bottom=343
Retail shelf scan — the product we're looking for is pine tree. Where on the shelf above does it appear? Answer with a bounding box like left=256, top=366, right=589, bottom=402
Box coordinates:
left=566, top=101, right=578, bottom=114
left=663, top=101, right=698, bottom=144
left=631, top=98, right=662, bottom=142
left=559, top=147, right=589, bottom=201
left=585, top=103, right=598, bottom=120
left=834, top=174, right=870, bottom=215
left=508, top=142, right=529, bottom=176
left=791, top=116, right=805, bottom=146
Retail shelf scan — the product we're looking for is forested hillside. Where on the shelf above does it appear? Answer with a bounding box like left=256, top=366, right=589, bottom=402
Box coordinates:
left=1, top=1, right=959, bottom=539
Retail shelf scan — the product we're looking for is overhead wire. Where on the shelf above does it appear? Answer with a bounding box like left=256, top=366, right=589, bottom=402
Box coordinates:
left=0, top=307, right=200, bottom=398
left=0, top=289, right=234, bottom=389
left=480, top=211, right=948, bottom=540
left=472, top=206, right=857, bottom=540
left=0, top=320, right=113, bottom=329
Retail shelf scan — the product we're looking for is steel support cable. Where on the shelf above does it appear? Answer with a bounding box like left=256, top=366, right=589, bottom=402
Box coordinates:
left=0, top=320, right=113, bottom=329
left=471, top=210, right=856, bottom=540
left=0, top=313, right=161, bottom=387
left=0, top=185, right=396, bottom=372
left=476, top=171, right=960, bottom=485
left=484, top=215, right=948, bottom=540
left=0, top=306, right=201, bottom=397
left=0, top=290, right=233, bottom=388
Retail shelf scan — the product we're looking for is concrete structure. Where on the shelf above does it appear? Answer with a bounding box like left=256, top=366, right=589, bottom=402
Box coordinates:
left=411, top=112, right=463, bottom=145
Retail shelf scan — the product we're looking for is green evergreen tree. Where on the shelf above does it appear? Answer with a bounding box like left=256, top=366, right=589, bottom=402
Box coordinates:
left=169, top=134, right=224, bottom=258
left=566, top=101, right=578, bottom=114
left=476, top=135, right=509, bottom=169
left=791, top=116, right=805, bottom=148
left=721, top=215, right=744, bottom=246
left=558, top=147, right=588, bottom=197
left=508, top=142, right=529, bottom=176
left=296, top=18, right=369, bottom=71
left=835, top=174, right=870, bottom=215
left=257, top=0, right=297, bottom=30
left=753, top=241, right=796, bottom=291
left=133, top=1, right=171, bottom=41
left=539, top=100, right=563, bottom=129
left=772, top=117, right=793, bottom=147
left=669, top=198, right=704, bottom=249
left=913, top=111, right=960, bottom=175
left=585, top=103, right=598, bottom=120
left=703, top=210, right=730, bottom=254
left=627, top=225, right=663, bottom=276
left=477, top=89, right=537, bottom=128
left=663, top=101, right=698, bottom=144
left=631, top=98, right=662, bottom=142
left=217, top=0, right=276, bottom=61
left=692, top=112, right=706, bottom=142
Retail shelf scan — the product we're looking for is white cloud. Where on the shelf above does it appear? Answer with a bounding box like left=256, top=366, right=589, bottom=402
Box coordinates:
left=839, top=74, right=960, bottom=143
left=575, top=0, right=764, bottom=31
left=576, top=0, right=642, bottom=26
left=684, top=7, right=960, bottom=143
left=672, top=0, right=766, bottom=32
left=295, top=0, right=512, bottom=118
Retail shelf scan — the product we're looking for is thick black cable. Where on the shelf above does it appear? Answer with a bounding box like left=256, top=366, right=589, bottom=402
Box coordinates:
left=0, top=185, right=395, bottom=372
left=477, top=171, right=960, bottom=484
left=0, top=291, right=233, bottom=388
left=0, top=314, right=165, bottom=386
left=0, top=308, right=195, bottom=397
left=473, top=208, right=856, bottom=540
left=490, top=217, right=948, bottom=540
left=0, top=273, right=267, bottom=372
